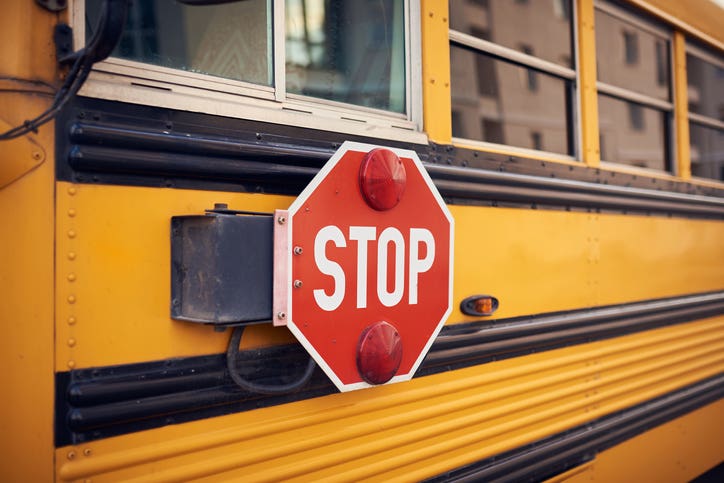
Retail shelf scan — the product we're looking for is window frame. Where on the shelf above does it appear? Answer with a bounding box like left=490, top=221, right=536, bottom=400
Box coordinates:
left=447, top=0, right=580, bottom=162
left=72, top=0, right=425, bottom=143
left=685, top=41, right=724, bottom=181
left=594, top=0, right=676, bottom=174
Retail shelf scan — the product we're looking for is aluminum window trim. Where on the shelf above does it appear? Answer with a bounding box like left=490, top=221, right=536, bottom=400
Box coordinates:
left=689, top=113, right=724, bottom=132
left=685, top=43, right=724, bottom=70
left=596, top=81, right=674, bottom=111
left=449, top=30, right=577, bottom=80
left=594, top=0, right=672, bottom=40
left=451, top=137, right=578, bottom=164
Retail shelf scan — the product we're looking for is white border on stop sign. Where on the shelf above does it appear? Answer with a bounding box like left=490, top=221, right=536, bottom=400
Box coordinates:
left=274, top=141, right=454, bottom=392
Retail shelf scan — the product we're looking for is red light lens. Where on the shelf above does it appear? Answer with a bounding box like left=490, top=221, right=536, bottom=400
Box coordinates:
left=359, top=148, right=406, bottom=211
left=356, top=321, right=403, bottom=385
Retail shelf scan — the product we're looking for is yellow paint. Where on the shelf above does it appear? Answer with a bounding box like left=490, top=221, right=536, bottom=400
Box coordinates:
left=421, top=0, right=452, bottom=144
left=55, top=182, right=297, bottom=370
left=673, top=31, right=691, bottom=180
left=0, top=2, right=59, bottom=482
left=0, top=118, right=45, bottom=188
left=550, top=399, right=724, bottom=483
left=628, top=0, right=724, bottom=49
left=55, top=316, right=724, bottom=481
left=577, top=0, right=601, bottom=167
left=55, top=183, right=724, bottom=368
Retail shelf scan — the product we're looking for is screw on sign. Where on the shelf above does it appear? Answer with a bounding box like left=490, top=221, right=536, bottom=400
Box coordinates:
left=273, top=141, right=454, bottom=392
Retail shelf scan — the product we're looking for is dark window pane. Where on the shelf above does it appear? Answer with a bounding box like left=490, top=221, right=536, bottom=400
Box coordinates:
left=285, top=0, right=406, bottom=113
left=450, top=0, right=573, bottom=68
left=450, top=45, right=571, bottom=154
left=595, top=8, right=670, bottom=101
left=686, top=53, right=724, bottom=119
left=87, top=0, right=273, bottom=86
left=690, top=122, right=724, bottom=181
left=598, top=94, right=668, bottom=170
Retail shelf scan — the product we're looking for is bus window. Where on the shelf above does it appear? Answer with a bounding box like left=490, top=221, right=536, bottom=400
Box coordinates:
left=285, top=0, right=406, bottom=113
left=448, top=0, right=576, bottom=157
left=594, top=1, right=674, bottom=172
left=686, top=45, right=724, bottom=181
left=85, top=0, right=416, bottom=132
left=86, top=0, right=274, bottom=86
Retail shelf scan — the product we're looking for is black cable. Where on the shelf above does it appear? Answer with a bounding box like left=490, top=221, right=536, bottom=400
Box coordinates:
left=226, top=325, right=317, bottom=395
left=0, top=0, right=128, bottom=141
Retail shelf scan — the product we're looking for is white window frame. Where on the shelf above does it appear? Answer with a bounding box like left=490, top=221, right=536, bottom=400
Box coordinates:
left=448, top=0, right=580, bottom=163
left=71, top=0, right=425, bottom=143
left=594, top=0, right=677, bottom=174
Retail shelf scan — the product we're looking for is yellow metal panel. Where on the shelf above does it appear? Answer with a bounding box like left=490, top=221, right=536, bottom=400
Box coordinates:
left=55, top=182, right=297, bottom=370
left=55, top=317, right=724, bottom=482
left=551, top=400, right=724, bottom=483
left=673, top=31, right=691, bottom=180
left=0, top=2, right=59, bottom=482
left=56, top=182, right=724, bottom=368
left=577, top=0, right=601, bottom=167
left=421, top=0, right=452, bottom=144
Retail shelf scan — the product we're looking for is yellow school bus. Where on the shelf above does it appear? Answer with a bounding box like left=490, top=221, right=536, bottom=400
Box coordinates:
left=1, top=0, right=722, bottom=481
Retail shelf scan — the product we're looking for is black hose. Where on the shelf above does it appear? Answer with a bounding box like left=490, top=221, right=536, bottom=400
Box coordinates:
left=226, top=325, right=317, bottom=395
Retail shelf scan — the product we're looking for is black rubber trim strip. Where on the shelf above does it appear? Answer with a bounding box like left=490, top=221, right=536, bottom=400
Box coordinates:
left=56, top=98, right=724, bottom=218
left=54, top=291, right=724, bottom=446
left=424, top=374, right=724, bottom=483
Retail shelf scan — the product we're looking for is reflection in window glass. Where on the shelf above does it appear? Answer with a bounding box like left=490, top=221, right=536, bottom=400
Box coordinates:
left=285, top=0, right=406, bottom=113
left=686, top=53, right=724, bottom=119
left=690, top=123, right=724, bottom=181
left=595, top=9, right=670, bottom=101
left=450, top=45, right=571, bottom=155
left=598, top=94, right=668, bottom=170
left=449, top=0, right=573, bottom=68
left=87, top=0, right=273, bottom=86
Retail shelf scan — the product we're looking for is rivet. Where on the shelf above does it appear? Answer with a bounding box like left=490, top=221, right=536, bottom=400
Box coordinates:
left=277, top=215, right=286, bottom=225
left=32, top=151, right=42, bottom=161
left=68, top=209, right=76, bottom=218
left=68, top=230, right=76, bottom=239
left=68, top=338, right=76, bottom=347
left=442, top=17, right=447, bottom=23
left=68, top=252, right=76, bottom=261
left=68, top=187, right=77, bottom=196
left=68, top=273, right=76, bottom=282
left=68, top=316, right=76, bottom=325
left=67, top=451, right=76, bottom=460
left=277, top=312, right=286, bottom=320
left=294, top=280, right=303, bottom=288
left=68, top=295, right=76, bottom=304
left=293, top=246, right=303, bottom=255
left=83, top=448, right=92, bottom=457
left=67, top=360, right=75, bottom=369
left=430, top=78, right=436, bottom=84
left=428, top=11, right=433, bottom=17
left=444, top=82, right=449, bottom=88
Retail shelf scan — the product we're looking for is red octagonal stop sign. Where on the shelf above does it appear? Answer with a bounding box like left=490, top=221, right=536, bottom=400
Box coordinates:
left=273, top=141, right=453, bottom=392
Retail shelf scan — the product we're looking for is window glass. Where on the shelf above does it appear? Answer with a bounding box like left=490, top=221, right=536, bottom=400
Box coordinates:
left=285, top=0, right=406, bottom=113
left=449, top=0, right=573, bottom=68
left=598, top=94, right=668, bottom=170
left=450, top=45, right=572, bottom=155
left=594, top=8, right=670, bottom=101
left=689, top=123, right=724, bottom=181
left=686, top=53, right=724, bottom=119
left=87, top=0, right=273, bottom=86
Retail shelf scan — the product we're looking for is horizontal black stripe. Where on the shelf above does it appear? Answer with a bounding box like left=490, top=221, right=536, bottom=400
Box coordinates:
left=56, top=98, right=724, bottom=218
left=55, top=291, right=724, bottom=446
left=425, top=374, right=724, bottom=483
